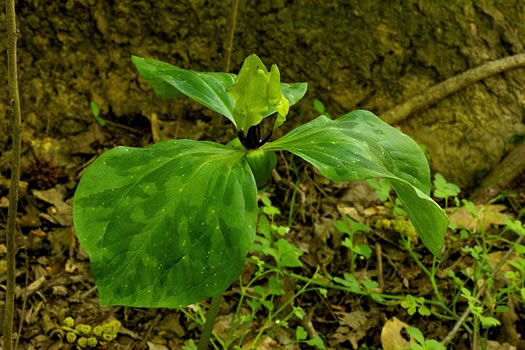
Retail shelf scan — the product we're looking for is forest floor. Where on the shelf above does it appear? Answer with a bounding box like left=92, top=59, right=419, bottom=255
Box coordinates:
left=1, top=113, right=524, bottom=350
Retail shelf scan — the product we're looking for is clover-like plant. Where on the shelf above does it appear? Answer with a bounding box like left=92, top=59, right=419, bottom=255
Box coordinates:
left=73, top=54, right=448, bottom=347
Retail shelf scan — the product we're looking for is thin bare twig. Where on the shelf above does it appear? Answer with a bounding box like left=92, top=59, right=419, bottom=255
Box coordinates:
left=381, top=53, right=525, bottom=125
left=376, top=242, right=384, bottom=291
left=14, top=251, right=29, bottom=350
left=224, top=0, right=240, bottom=72
left=4, top=0, right=23, bottom=348
left=441, top=233, right=525, bottom=345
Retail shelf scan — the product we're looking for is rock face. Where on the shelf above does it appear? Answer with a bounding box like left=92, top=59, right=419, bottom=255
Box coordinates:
left=1, top=0, right=524, bottom=188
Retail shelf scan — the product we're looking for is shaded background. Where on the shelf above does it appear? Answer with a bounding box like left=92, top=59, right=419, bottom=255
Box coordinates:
left=1, top=0, right=525, bottom=188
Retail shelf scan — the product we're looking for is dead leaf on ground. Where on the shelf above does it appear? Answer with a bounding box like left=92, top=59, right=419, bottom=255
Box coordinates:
left=15, top=276, right=46, bottom=298
left=484, top=340, right=517, bottom=350
left=33, top=185, right=72, bottom=226
left=331, top=309, right=380, bottom=349
left=158, top=312, right=186, bottom=338
left=380, top=317, right=415, bottom=350
left=487, top=251, right=520, bottom=281
left=250, top=336, right=278, bottom=349
left=67, top=123, right=105, bottom=155
left=448, top=204, right=510, bottom=232
left=147, top=342, right=169, bottom=350
left=29, top=136, right=71, bottom=168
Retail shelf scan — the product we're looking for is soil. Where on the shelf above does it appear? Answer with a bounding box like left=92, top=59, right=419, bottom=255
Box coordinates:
left=1, top=1, right=525, bottom=349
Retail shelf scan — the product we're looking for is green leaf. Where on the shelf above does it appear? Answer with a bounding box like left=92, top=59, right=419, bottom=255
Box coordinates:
left=333, top=273, right=362, bottom=294
left=418, top=305, right=431, bottom=316
left=257, top=214, right=271, bottom=239
left=275, top=238, right=303, bottom=267
left=406, top=326, right=425, bottom=344
left=264, top=110, right=447, bottom=255
left=132, top=55, right=306, bottom=130
left=433, top=173, right=460, bottom=199
left=73, top=140, right=257, bottom=308
left=132, top=55, right=236, bottom=123
left=354, top=244, right=372, bottom=258
left=306, top=337, right=326, bottom=349
left=366, top=178, right=392, bottom=201
left=296, top=326, right=308, bottom=341
left=90, top=101, right=106, bottom=126
left=362, top=279, right=379, bottom=291
left=268, top=275, right=285, bottom=296
left=479, top=315, right=500, bottom=328
left=313, top=99, right=326, bottom=114
left=90, top=101, right=100, bottom=117
left=426, top=339, right=446, bottom=350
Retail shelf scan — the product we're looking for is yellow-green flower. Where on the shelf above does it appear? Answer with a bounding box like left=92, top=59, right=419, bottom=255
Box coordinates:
left=228, top=54, right=289, bottom=134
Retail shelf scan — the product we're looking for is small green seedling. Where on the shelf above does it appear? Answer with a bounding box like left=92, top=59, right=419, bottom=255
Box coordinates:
left=253, top=195, right=302, bottom=268
left=73, top=54, right=448, bottom=347
left=313, top=99, right=332, bottom=119
left=401, top=295, right=431, bottom=316
left=333, top=214, right=372, bottom=271
left=296, top=325, right=326, bottom=349
left=90, top=101, right=106, bottom=127
left=433, top=173, right=460, bottom=207
left=406, top=327, right=445, bottom=350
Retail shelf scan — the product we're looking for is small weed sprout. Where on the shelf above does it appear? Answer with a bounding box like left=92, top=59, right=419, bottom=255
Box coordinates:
left=433, top=173, right=460, bottom=208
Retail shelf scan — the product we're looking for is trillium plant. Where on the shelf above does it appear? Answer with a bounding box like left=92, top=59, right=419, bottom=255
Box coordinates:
left=73, top=54, right=448, bottom=347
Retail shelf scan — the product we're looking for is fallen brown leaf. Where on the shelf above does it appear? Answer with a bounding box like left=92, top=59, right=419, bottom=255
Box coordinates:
left=380, top=317, right=414, bottom=350
left=448, top=204, right=509, bottom=232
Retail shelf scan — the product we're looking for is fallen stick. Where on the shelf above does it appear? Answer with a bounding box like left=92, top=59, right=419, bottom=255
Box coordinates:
left=470, top=141, right=525, bottom=204
left=381, top=53, right=525, bottom=125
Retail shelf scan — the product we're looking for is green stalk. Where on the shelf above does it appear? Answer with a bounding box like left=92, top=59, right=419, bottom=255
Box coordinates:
left=225, top=269, right=274, bottom=347
left=404, top=238, right=445, bottom=304
left=250, top=271, right=314, bottom=348
left=257, top=260, right=457, bottom=319
left=197, top=293, right=222, bottom=350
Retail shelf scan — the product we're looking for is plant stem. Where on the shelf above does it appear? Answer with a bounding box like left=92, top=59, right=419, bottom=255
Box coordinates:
left=224, top=0, right=240, bottom=72
left=250, top=271, right=314, bottom=349
left=257, top=261, right=457, bottom=319
left=4, top=0, right=22, bottom=349
left=404, top=238, right=445, bottom=305
left=225, top=269, right=274, bottom=347
left=197, top=293, right=222, bottom=350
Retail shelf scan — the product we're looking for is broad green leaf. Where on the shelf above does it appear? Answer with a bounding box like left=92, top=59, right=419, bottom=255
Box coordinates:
left=264, top=110, right=447, bottom=255
left=280, top=81, right=307, bottom=117
left=132, top=55, right=307, bottom=129
left=73, top=140, right=257, bottom=308
left=132, top=55, right=236, bottom=123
